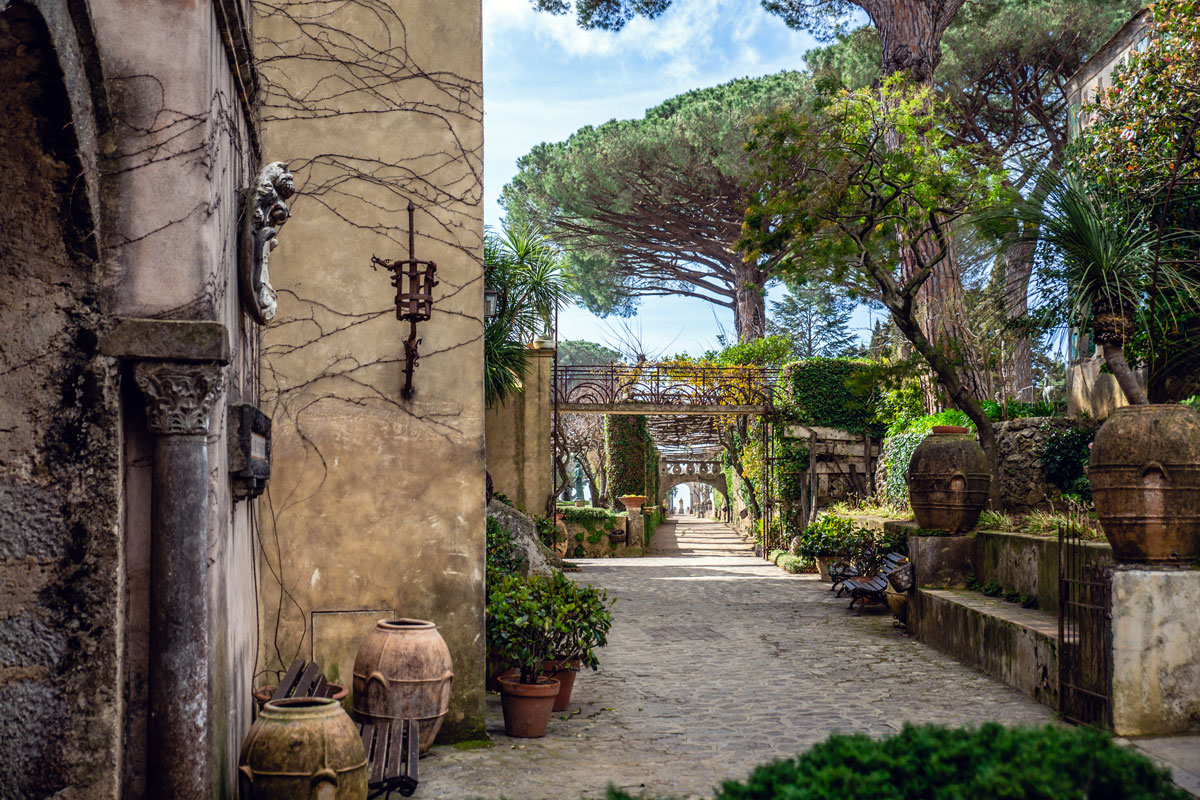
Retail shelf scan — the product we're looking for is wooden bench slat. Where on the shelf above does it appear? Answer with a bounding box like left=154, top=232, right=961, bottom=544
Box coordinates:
left=370, top=724, right=388, bottom=785
left=296, top=662, right=322, bottom=697
left=405, top=719, right=419, bottom=784
left=312, top=674, right=328, bottom=698
left=386, top=719, right=406, bottom=780
left=271, top=659, right=305, bottom=702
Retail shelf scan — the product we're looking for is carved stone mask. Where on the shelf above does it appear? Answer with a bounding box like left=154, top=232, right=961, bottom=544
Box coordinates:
left=239, top=161, right=295, bottom=325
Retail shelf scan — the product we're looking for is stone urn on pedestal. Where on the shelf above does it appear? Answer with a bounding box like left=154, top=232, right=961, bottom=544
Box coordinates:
left=905, top=426, right=991, bottom=533
left=1089, top=403, right=1200, bottom=563
left=618, top=495, right=647, bottom=549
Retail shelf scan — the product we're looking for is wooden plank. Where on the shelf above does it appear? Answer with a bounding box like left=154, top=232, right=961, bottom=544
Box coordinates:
left=312, top=674, right=328, bottom=698
left=386, top=719, right=405, bottom=779
left=405, top=719, right=419, bottom=782
left=271, top=659, right=304, bottom=702
left=369, top=724, right=387, bottom=784
left=358, top=722, right=375, bottom=763
left=296, top=662, right=321, bottom=697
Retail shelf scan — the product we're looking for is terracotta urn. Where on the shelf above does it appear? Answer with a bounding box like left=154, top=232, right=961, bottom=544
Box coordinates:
left=617, top=495, right=647, bottom=512
left=905, top=426, right=991, bottom=533
left=497, top=675, right=560, bottom=738
left=1089, top=403, right=1200, bottom=563
left=253, top=681, right=349, bottom=710
left=352, top=618, right=453, bottom=753
left=238, top=697, right=367, bottom=800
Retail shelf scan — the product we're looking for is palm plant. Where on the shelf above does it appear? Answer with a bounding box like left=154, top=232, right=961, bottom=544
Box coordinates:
left=1011, top=173, right=1200, bottom=406
left=484, top=220, right=571, bottom=407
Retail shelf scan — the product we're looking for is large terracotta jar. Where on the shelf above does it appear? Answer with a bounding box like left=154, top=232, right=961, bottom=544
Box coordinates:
left=905, top=426, right=991, bottom=533
left=353, top=618, right=453, bottom=753
left=238, top=697, right=367, bottom=800
left=1089, top=403, right=1200, bottom=564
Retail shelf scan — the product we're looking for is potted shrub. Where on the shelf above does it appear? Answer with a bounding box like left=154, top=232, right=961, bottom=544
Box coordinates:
left=543, top=573, right=613, bottom=711
left=486, top=574, right=561, bottom=738
left=797, top=515, right=867, bottom=581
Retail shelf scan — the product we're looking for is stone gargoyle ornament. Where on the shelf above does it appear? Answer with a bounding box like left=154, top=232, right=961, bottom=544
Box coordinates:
left=239, top=161, right=295, bottom=324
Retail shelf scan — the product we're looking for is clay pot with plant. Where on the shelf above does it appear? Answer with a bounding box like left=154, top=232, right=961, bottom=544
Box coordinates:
left=486, top=574, right=563, bottom=738
left=543, top=572, right=612, bottom=711
left=1010, top=173, right=1200, bottom=562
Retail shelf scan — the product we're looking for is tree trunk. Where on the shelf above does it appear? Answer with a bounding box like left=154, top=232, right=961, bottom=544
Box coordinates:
left=1101, top=342, right=1148, bottom=405
left=733, top=266, right=767, bottom=342
left=868, top=0, right=966, bottom=83
left=883, top=284, right=1001, bottom=508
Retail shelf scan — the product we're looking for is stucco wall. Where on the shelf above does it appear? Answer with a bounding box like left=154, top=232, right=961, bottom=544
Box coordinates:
left=257, top=0, right=486, bottom=741
left=486, top=347, right=554, bottom=514
left=1111, top=568, right=1200, bottom=736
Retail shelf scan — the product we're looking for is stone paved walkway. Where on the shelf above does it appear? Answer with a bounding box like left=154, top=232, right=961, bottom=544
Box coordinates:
left=422, top=516, right=1053, bottom=799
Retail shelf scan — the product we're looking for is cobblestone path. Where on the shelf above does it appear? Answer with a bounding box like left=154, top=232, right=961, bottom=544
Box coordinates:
left=422, top=516, right=1052, bottom=800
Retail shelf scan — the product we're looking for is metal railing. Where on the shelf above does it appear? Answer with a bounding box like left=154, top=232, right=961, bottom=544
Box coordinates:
left=553, top=363, right=780, bottom=410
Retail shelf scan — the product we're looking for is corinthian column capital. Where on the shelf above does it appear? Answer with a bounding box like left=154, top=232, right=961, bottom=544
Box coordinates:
left=134, top=361, right=225, bottom=435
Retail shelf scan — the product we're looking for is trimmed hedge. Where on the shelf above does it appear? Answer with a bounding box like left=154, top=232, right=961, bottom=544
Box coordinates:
left=604, top=414, right=659, bottom=504
left=779, top=358, right=884, bottom=437
left=605, top=723, right=1188, bottom=800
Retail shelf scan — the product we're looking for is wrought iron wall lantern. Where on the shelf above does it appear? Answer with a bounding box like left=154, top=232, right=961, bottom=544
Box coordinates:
left=369, top=200, right=438, bottom=397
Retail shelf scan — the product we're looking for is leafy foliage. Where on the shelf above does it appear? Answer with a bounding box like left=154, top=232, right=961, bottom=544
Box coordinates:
left=980, top=399, right=1056, bottom=421
left=486, top=572, right=613, bottom=684
left=1039, top=423, right=1097, bottom=501
left=768, top=283, right=861, bottom=359
left=604, top=415, right=657, bottom=502
left=779, top=358, right=883, bottom=437
left=557, top=339, right=623, bottom=366
left=795, top=514, right=868, bottom=558
left=486, top=517, right=526, bottom=586
left=605, top=722, right=1188, bottom=799
left=503, top=72, right=812, bottom=340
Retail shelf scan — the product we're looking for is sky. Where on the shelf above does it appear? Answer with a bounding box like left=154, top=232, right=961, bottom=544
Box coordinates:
left=482, top=0, right=879, bottom=357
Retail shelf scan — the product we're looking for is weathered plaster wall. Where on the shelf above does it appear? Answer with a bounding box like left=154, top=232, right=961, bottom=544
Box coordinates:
left=256, top=0, right=486, bottom=740
left=91, top=0, right=260, bottom=792
left=1111, top=568, right=1200, bottom=736
left=0, top=6, right=121, bottom=795
left=486, top=347, right=554, bottom=513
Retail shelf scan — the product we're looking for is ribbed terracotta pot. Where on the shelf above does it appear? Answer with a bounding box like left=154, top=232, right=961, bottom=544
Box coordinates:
left=238, top=697, right=367, bottom=800
left=1089, top=403, right=1200, bottom=563
left=905, top=426, right=991, bottom=533
left=498, top=675, right=560, bottom=738
left=352, top=618, right=453, bottom=753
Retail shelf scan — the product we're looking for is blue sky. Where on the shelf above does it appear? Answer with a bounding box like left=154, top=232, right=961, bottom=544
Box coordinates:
left=482, top=0, right=879, bottom=357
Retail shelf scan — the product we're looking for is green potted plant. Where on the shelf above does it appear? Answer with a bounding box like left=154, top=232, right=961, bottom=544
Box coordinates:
left=486, top=574, right=562, bottom=738
left=797, top=516, right=868, bottom=581
left=543, top=573, right=613, bottom=711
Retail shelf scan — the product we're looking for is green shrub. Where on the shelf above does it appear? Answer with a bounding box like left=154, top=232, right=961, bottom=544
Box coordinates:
left=776, top=553, right=809, bottom=573
left=1040, top=423, right=1096, bottom=502
left=779, top=358, right=885, bottom=437
left=486, top=517, right=525, bottom=585
left=533, top=515, right=560, bottom=550
left=796, top=515, right=872, bottom=561
left=605, top=724, right=1187, bottom=799
left=981, top=399, right=1057, bottom=421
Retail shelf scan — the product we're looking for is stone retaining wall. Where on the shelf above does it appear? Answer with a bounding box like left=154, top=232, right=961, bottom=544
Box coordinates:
left=995, top=417, right=1098, bottom=513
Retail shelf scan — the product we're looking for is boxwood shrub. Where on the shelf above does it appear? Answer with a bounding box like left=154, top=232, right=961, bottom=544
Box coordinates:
left=604, top=723, right=1188, bottom=800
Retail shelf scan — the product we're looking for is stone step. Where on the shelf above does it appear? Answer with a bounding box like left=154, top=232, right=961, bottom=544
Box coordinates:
left=910, top=588, right=1059, bottom=709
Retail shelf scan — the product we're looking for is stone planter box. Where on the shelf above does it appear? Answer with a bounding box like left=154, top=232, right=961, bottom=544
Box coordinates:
left=974, top=529, right=1112, bottom=611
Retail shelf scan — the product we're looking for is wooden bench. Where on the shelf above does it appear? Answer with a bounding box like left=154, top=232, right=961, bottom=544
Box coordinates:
left=266, top=659, right=419, bottom=797
left=829, top=559, right=859, bottom=595
left=842, top=553, right=908, bottom=616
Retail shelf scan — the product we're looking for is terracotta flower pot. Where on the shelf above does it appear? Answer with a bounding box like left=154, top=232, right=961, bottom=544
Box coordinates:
left=1089, top=403, right=1200, bottom=564
left=253, top=682, right=349, bottom=709
left=498, top=675, right=560, bottom=738
left=352, top=618, right=453, bottom=753
left=238, top=697, right=367, bottom=800
left=543, top=660, right=581, bottom=711
left=814, top=556, right=835, bottom=582
left=906, top=427, right=991, bottom=533
left=617, top=495, right=647, bottom=512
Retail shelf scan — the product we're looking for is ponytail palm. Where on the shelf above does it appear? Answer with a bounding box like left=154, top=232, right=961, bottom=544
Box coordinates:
left=1013, top=173, right=1200, bottom=406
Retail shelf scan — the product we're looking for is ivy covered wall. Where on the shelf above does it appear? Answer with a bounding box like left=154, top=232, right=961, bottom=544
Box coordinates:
left=778, top=358, right=885, bottom=438
left=604, top=414, right=659, bottom=504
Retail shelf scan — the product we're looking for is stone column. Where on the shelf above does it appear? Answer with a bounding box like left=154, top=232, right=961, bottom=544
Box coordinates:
left=135, top=360, right=225, bottom=799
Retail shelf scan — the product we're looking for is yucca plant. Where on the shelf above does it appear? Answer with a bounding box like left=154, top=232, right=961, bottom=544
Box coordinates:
left=1011, top=173, right=1200, bottom=405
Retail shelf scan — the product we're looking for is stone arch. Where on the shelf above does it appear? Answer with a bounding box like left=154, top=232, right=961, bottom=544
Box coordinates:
left=659, top=472, right=729, bottom=509
left=0, top=2, right=117, bottom=797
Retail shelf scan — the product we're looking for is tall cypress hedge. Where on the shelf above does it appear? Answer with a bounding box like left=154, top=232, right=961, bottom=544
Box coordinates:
left=604, top=414, right=657, bottom=503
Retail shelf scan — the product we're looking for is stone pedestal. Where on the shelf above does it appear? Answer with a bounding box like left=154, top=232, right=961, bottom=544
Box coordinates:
left=1111, top=567, right=1200, bottom=736
left=907, top=534, right=974, bottom=589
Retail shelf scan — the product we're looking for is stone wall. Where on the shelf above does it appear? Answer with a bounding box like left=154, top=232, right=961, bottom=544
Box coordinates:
left=257, top=0, right=486, bottom=741
left=995, top=417, right=1098, bottom=513
left=486, top=347, right=554, bottom=513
